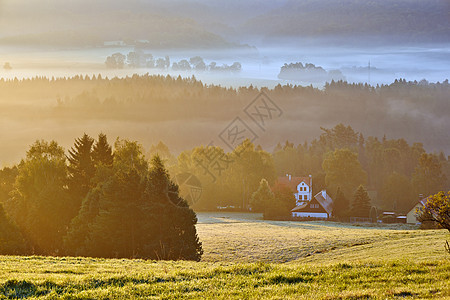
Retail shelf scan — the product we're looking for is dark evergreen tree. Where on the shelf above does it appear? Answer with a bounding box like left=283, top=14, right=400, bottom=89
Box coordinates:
left=87, top=167, right=147, bottom=258
left=332, top=187, right=349, bottom=219
left=146, top=155, right=203, bottom=261
left=0, top=203, right=29, bottom=255
left=63, top=182, right=105, bottom=256
left=264, top=183, right=296, bottom=219
left=92, top=133, right=113, bottom=167
left=351, top=185, right=372, bottom=218
left=65, top=142, right=202, bottom=261
left=67, top=133, right=95, bottom=213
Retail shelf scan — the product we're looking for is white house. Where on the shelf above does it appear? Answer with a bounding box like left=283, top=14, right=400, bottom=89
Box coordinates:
left=277, top=174, right=312, bottom=206
left=291, top=190, right=333, bottom=219
left=406, top=198, right=427, bottom=224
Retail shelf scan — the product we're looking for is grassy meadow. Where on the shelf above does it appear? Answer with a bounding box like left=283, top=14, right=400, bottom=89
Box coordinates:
left=1, top=212, right=449, bottom=299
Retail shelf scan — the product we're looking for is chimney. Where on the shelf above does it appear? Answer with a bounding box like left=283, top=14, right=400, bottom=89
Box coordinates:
left=322, top=189, right=327, bottom=199
left=288, top=174, right=291, bottom=181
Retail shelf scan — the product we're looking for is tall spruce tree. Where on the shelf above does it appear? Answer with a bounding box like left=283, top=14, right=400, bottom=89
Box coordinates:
left=92, top=133, right=113, bottom=167
left=67, top=134, right=95, bottom=211
left=332, top=187, right=349, bottom=219
left=146, top=155, right=203, bottom=261
left=351, top=185, right=372, bottom=218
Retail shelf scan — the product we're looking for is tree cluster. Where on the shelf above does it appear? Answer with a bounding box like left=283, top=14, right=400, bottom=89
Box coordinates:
left=278, top=62, right=345, bottom=83
left=106, top=52, right=242, bottom=73
left=0, top=135, right=202, bottom=260
left=272, top=124, right=449, bottom=217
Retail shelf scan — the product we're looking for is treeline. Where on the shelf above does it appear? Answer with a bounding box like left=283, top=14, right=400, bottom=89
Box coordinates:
left=156, top=124, right=448, bottom=216
left=1, top=125, right=449, bottom=256
left=106, top=52, right=242, bottom=72
left=0, top=74, right=448, bottom=190
left=0, top=74, right=448, bottom=129
left=0, top=135, right=202, bottom=260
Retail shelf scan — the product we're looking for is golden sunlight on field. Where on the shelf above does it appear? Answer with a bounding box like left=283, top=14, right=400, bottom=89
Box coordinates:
left=196, top=212, right=448, bottom=263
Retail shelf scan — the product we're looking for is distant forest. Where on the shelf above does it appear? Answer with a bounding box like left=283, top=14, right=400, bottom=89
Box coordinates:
left=242, top=0, right=450, bottom=44
left=0, top=74, right=448, bottom=165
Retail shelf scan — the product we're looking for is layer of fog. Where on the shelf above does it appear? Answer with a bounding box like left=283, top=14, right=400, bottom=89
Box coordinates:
left=1, top=45, right=449, bottom=88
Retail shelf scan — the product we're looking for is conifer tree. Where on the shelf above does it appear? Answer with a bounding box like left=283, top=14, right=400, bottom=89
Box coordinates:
left=147, top=155, right=203, bottom=261
left=67, top=133, right=95, bottom=206
left=265, top=183, right=296, bottom=219
left=65, top=142, right=202, bottom=261
left=332, top=187, right=349, bottom=219
left=351, top=185, right=371, bottom=218
left=92, top=133, right=113, bottom=167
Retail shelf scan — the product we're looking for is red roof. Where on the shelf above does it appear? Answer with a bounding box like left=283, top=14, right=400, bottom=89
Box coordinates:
left=277, top=176, right=311, bottom=191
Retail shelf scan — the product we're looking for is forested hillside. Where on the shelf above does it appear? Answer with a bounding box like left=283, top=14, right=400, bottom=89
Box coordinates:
left=1, top=0, right=448, bottom=47
left=240, top=0, right=450, bottom=44
left=0, top=75, right=448, bottom=165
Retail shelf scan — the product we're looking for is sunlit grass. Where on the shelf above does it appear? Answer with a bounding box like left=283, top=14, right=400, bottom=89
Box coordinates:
left=196, top=212, right=447, bottom=263
left=1, top=213, right=449, bottom=299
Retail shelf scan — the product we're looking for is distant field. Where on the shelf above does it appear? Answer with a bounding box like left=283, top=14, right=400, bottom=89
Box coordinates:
left=0, top=212, right=449, bottom=299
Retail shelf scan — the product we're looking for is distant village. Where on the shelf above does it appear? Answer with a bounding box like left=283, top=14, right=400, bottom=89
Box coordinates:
left=271, top=174, right=426, bottom=224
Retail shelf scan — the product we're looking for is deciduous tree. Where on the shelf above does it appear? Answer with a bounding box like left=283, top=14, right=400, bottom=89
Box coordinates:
left=250, top=179, right=274, bottom=213
left=9, top=140, right=71, bottom=254
left=412, top=153, right=447, bottom=197
left=323, top=148, right=367, bottom=197
left=417, top=191, right=450, bottom=232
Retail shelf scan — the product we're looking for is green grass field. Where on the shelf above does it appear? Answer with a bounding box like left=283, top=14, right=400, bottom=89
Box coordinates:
left=1, top=212, right=449, bottom=299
